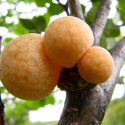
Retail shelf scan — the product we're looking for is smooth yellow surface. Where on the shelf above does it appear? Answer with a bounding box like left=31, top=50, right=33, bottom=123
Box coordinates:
left=43, top=16, right=94, bottom=68
left=1, top=33, right=62, bottom=100
left=77, top=46, right=114, bottom=84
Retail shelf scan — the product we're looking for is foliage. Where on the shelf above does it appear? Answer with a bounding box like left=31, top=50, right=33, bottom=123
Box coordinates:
left=30, top=121, right=57, bottom=125
left=4, top=93, right=55, bottom=125
left=117, top=0, right=125, bottom=23
left=1, top=88, right=55, bottom=125
left=102, top=97, right=125, bottom=125
left=85, top=0, right=121, bottom=49
left=85, top=0, right=100, bottom=25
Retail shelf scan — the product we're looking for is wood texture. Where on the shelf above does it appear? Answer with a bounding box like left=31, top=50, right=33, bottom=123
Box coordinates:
left=58, top=0, right=125, bottom=125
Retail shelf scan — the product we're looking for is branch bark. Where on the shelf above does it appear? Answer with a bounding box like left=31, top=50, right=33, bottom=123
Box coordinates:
left=92, top=0, right=111, bottom=45
left=68, top=0, right=84, bottom=20
left=58, top=37, right=125, bottom=125
left=58, top=0, right=125, bottom=125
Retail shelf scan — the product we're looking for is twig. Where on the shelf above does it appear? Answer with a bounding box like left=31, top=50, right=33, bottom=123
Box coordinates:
left=111, top=37, right=125, bottom=59
left=92, top=0, right=112, bottom=45
left=103, top=38, right=125, bottom=96
left=68, top=0, right=84, bottom=20
left=56, top=0, right=69, bottom=15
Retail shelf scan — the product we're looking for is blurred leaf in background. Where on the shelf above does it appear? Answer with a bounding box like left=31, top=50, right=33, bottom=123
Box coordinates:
left=102, top=97, right=125, bottom=125
left=117, top=0, right=125, bottom=23
left=4, top=93, right=55, bottom=125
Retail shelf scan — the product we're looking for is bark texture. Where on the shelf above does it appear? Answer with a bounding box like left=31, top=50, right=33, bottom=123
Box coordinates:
left=92, top=0, right=112, bottom=45
left=0, top=37, right=5, bottom=125
left=58, top=0, right=125, bottom=125
left=68, top=0, right=84, bottom=20
left=58, top=39, right=125, bottom=125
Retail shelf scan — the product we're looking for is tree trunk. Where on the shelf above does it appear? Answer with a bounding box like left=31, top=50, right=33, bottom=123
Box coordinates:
left=58, top=0, right=125, bottom=125
left=58, top=43, right=125, bottom=124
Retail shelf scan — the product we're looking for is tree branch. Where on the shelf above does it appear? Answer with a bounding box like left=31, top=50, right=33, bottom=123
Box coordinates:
left=58, top=0, right=125, bottom=124
left=77, top=39, right=125, bottom=125
left=57, top=0, right=69, bottom=15
left=68, top=0, right=84, bottom=20
left=0, top=36, right=5, bottom=125
left=58, top=37, right=125, bottom=125
left=92, top=0, right=112, bottom=45
left=102, top=38, right=125, bottom=98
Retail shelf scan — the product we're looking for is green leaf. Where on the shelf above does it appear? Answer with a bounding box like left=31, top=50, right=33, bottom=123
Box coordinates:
left=118, top=76, right=125, bottom=84
left=23, top=101, right=41, bottom=110
left=0, top=87, right=6, bottom=93
left=117, top=0, right=125, bottom=23
left=102, top=97, right=125, bottom=125
left=20, top=18, right=35, bottom=30
left=17, top=16, right=48, bottom=33
left=20, top=95, right=55, bottom=110
left=34, top=0, right=52, bottom=7
left=7, top=11, right=13, bottom=17
left=81, top=5, right=85, bottom=14
left=85, top=1, right=100, bottom=25
left=2, top=37, right=13, bottom=46
left=48, top=3, right=64, bottom=16
left=6, top=99, right=29, bottom=125
left=104, top=19, right=120, bottom=37
left=13, top=22, right=30, bottom=35
left=0, top=16, right=6, bottom=26
left=43, top=13, right=50, bottom=25
left=0, top=16, right=15, bottom=31
left=91, top=0, right=99, bottom=3
left=43, top=94, right=55, bottom=105
left=8, top=0, right=35, bottom=3
left=100, top=35, right=107, bottom=49
left=33, top=16, right=46, bottom=33
left=5, top=0, right=14, bottom=4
